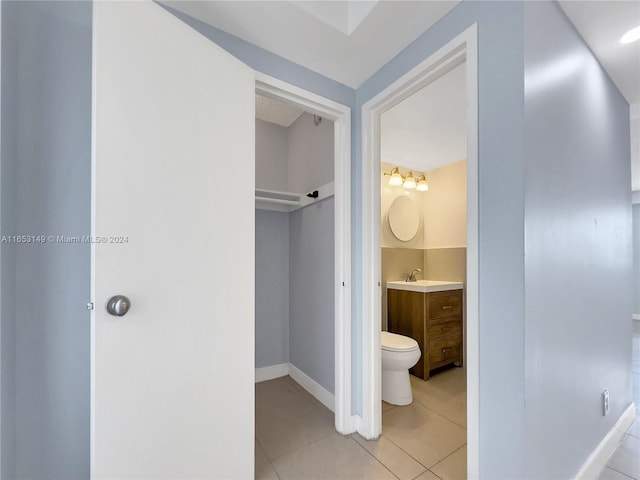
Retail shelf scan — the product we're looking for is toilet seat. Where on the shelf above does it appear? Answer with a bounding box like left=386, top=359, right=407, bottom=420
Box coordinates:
left=381, top=331, right=418, bottom=352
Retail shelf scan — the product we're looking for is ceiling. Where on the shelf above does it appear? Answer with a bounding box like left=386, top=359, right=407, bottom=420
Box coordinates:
left=558, top=1, right=639, bottom=106
left=381, top=62, right=466, bottom=174
left=165, top=0, right=640, bottom=190
left=256, top=94, right=304, bottom=127
left=162, top=0, right=460, bottom=89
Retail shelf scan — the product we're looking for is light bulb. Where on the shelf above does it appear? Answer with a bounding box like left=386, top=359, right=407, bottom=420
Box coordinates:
left=403, top=172, right=416, bottom=189
left=388, top=167, right=403, bottom=186
left=416, top=174, right=429, bottom=191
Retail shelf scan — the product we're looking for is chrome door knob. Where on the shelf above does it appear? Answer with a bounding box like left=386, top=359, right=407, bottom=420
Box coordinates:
left=106, top=295, right=131, bottom=316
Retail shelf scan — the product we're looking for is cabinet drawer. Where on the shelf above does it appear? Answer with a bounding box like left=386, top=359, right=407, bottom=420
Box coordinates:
left=428, top=319, right=461, bottom=339
left=428, top=291, right=462, bottom=322
left=429, top=335, right=462, bottom=365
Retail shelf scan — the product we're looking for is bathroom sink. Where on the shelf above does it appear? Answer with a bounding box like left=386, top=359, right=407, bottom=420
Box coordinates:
left=386, top=280, right=463, bottom=293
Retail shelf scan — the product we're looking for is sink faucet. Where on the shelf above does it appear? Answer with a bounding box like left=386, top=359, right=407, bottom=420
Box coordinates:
left=406, top=268, right=422, bottom=282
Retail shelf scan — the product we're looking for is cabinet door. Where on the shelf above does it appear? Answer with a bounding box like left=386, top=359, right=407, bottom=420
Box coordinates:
left=387, top=289, right=425, bottom=378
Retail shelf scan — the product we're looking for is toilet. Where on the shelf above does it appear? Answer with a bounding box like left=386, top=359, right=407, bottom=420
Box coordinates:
left=381, top=331, right=421, bottom=406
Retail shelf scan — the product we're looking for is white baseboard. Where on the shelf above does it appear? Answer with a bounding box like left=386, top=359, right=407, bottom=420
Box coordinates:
left=255, top=363, right=289, bottom=383
left=574, top=403, right=637, bottom=480
left=288, top=364, right=335, bottom=413
left=254, top=363, right=336, bottom=413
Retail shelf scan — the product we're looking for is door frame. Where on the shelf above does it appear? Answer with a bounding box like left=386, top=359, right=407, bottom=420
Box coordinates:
left=360, top=24, right=479, bottom=476
left=255, top=73, right=355, bottom=434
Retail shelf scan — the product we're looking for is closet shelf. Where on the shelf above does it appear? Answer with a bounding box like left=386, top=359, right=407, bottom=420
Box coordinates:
left=255, top=183, right=334, bottom=212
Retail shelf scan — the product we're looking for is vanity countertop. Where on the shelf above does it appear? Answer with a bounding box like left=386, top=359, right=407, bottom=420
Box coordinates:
left=386, top=280, right=463, bottom=293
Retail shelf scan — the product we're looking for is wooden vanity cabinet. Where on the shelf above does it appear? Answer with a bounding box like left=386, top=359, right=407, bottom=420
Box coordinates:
left=387, top=288, right=463, bottom=380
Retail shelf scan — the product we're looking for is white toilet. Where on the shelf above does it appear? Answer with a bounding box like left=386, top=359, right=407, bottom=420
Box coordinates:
left=381, top=331, right=421, bottom=406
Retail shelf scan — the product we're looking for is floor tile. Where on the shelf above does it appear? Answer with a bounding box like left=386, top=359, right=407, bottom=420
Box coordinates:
left=382, top=401, right=396, bottom=413
left=256, top=461, right=281, bottom=480
left=256, top=405, right=335, bottom=460
left=424, top=367, right=466, bottom=395
left=256, top=376, right=316, bottom=419
left=382, top=402, right=467, bottom=468
left=271, top=433, right=397, bottom=480
left=431, top=445, right=467, bottom=480
left=256, top=439, right=269, bottom=469
left=410, top=375, right=466, bottom=428
left=352, top=433, right=426, bottom=480
left=598, top=466, right=634, bottom=480
left=607, top=434, right=640, bottom=479
left=413, top=471, right=441, bottom=480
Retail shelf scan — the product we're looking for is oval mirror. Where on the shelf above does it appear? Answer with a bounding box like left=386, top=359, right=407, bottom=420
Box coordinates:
left=388, top=195, right=419, bottom=241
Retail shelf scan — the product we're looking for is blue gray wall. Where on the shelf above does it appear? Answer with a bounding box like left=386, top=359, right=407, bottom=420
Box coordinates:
left=2, top=2, right=633, bottom=479
left=634, top=203, right=640, bottom=314
left=358, top=1, right=528, bottom=475
left=357, top=0, right=633, bottom=477
left=255, top=112, right=335, bottom=392
left=1, top=2, right=18, bottom=476
left=1, top=2, right=92, bottom=478
left=255, top=210, right=290, bottom=369
left=288, top=113, right=335, bottom=394
left=289, top=199, right=335, bottom=394
left=255, top=119, right=290, bottom=369
left=523, top=3, right=633, bottom=478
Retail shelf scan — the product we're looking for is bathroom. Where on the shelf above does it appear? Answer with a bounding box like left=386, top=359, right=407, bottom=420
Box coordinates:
left=379, top=60, right=468, bottom=427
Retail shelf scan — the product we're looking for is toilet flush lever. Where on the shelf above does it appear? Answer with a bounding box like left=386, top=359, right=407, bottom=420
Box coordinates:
left=106, top=295, right=131, bottom=317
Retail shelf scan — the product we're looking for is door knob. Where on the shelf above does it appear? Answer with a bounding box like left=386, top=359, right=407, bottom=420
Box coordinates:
left=106, top=295, right=131, bottom=316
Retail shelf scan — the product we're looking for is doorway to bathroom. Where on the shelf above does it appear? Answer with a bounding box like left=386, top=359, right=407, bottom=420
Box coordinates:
left=360, top=25, right=479, bottom=476
left=252, top=75, right=354, bottom=461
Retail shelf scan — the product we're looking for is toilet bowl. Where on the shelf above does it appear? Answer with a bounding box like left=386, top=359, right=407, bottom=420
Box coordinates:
left=381, top=331, right=421, bottom=406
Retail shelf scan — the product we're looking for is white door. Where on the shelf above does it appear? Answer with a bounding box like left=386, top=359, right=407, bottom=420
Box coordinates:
left=91, top=2, right=254, bottom=478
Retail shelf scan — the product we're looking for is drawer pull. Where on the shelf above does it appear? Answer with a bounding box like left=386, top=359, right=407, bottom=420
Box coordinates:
left=441, top=305, right=453, bottom=310
left=441, top=326, right=450, bottom=332
left=441, top=347, right=454, bottom=353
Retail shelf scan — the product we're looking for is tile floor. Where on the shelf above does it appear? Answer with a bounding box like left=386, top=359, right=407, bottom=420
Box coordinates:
left=255, top=366, right=467, bottom=480
left=256, top=321, right=640, bottom=480
left=598, top=320, right=640, bottom=480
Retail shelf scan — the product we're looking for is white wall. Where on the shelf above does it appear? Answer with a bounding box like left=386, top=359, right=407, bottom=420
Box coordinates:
left=288, top=112, right=334, bottom=194
left=256, top=119, right=288, bottom=191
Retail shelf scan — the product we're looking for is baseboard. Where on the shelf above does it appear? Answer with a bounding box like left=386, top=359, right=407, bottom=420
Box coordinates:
left=288, top=363, right=335, bottom=413
left=254, top=363, right=336, bottom=413
left=574, top=403, right=637, bottom=480
left=255, top=363, right=289, bottom=383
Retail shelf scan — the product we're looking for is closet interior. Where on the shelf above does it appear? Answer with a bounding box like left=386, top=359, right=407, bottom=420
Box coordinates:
left=254, top=93, right=336, bottom=405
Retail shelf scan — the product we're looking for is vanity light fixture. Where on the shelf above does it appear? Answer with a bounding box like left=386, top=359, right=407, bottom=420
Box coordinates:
left=620, top=25, right=640, bottom=44
left=403, top=172, right=417, bottom=189
left=385, top=167, right=404, bottom=186
left=416, top=174, right=429, bottom=192
left=384, top=166, right=429, bottom=192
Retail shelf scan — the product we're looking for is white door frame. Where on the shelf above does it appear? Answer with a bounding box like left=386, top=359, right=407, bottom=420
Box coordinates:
left=360, top=24, right=479, bottom=477
left=255, top=73, right=355, bottom=434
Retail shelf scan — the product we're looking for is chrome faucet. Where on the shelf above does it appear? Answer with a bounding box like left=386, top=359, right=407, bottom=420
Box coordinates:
left=406, top=268, right=422, bottom=282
